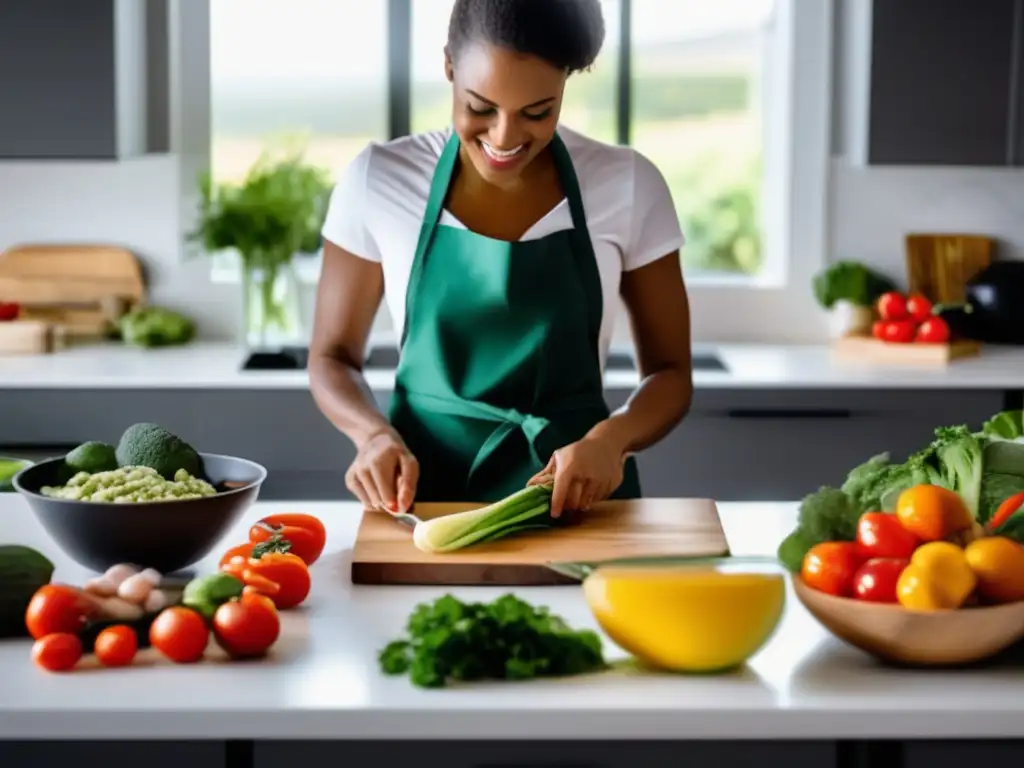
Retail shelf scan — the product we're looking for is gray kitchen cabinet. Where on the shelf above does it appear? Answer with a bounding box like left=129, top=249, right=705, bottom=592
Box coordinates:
left=616, top=388, right=1005, bottom=501
left=0, top=387, right=1007, bottom=503
left=0, top=0, right=166, bottom=159
left=862, top=0, right=1023, bottom=166
left=2, top=742, right=224, bottom=768
left=255, top=740, right=834, bottom=768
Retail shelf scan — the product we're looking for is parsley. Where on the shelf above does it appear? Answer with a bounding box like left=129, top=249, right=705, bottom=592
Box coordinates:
left=378, top=594, right=607, bottom=688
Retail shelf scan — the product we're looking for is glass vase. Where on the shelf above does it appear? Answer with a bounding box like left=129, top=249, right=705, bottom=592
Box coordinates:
left=240, top=260, right=303, bottom=350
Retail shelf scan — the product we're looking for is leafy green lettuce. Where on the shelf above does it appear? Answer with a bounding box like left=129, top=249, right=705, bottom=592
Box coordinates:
left=777, top=409, right=1024, bottom=572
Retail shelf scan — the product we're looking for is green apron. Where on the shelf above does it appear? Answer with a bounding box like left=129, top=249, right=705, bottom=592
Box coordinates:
left=388, top=132, right=642, bottom=503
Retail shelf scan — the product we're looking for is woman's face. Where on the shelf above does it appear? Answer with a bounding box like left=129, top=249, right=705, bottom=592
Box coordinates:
left=446, top=42, right=568, bottom=187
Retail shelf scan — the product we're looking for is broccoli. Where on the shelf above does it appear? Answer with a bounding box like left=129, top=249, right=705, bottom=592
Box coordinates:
left=118, top=306, right=195, bottom=349
left=65, top=441, right=118, bottom=474
left=775, top=487, right=862, bottom=573
left=115, top=422, right=202, bottom=480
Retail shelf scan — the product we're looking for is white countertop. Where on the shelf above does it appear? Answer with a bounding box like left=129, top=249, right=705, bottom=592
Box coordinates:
left=1, top=494, right=1023, bottom=740
left=2, top=340, right=1024, bottom=390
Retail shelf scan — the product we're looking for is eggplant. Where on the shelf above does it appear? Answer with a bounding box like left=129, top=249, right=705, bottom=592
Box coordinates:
left=935, top=262, right=1024, bottom=345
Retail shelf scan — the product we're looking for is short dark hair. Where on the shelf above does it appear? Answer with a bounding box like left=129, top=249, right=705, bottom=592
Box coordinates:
left=447, top=0, right=605, bottom=74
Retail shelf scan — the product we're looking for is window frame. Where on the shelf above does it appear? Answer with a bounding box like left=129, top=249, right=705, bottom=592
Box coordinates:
left=177, top=0, right=833, bottom=342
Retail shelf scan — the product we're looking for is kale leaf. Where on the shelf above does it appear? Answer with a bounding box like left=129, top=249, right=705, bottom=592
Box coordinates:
left=378, top=594, right=606, bottom=688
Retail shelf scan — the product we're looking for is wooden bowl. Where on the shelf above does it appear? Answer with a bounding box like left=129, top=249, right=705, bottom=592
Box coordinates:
left=792, top=576, right=1024, bottom=666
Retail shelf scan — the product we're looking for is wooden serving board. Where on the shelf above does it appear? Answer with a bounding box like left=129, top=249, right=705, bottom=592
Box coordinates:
left=350, top=498, right=729, bottom=586
left=832, top=335, right=981, bottom=365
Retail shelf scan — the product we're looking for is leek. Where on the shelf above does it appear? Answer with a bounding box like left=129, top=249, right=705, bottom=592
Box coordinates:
left=412, top=484, right=555, bottom=553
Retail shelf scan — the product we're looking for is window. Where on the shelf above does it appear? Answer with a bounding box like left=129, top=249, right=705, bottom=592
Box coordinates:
left=631, top=1, right=774, bottom=277
left=193, top=0, right=832, bottom=339
left=209, top=0, right=389, bottom=184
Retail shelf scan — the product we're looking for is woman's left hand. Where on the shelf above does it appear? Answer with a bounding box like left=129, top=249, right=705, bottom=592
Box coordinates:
left=528, top=435, right=625, bottom=518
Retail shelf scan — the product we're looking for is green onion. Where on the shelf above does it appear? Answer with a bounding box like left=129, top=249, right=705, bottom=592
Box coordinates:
left=412, top=484, right=555, bottom=553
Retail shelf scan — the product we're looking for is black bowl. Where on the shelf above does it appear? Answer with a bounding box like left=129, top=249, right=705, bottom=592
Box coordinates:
left=12, top=453, right=267, bottom=574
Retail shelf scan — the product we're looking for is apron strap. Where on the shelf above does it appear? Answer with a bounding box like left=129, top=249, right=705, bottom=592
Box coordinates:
left=402, top=134, right=461, bottom=348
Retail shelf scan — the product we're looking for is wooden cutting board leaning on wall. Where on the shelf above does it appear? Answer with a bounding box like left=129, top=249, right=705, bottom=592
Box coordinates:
left=0, top=244, right=146, bottom=347
left=350, top=498, right=730, bottom=586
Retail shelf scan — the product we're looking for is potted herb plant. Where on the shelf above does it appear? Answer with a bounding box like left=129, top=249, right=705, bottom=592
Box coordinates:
left=812, top=261, right=898, bottom=339
left=188, top=141, right=332, bottom=349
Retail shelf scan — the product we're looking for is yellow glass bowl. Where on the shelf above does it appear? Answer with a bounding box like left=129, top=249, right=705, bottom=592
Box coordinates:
left=582, top=562, right=786, bottom=673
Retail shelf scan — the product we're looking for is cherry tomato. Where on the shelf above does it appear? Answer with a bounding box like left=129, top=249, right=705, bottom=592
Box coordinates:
left=212, top=593, right=280, bottom=659
left=881, top=320, right=917, bottom=344
left=852, top=557, right=908, bottom=603
left=222, top=551, right=311, bottom=610
left=149, top=606, right=209, bottom=664
left=219, top=542, right=256, bottom=569
left=895, top=484, right=973, bottom=542
left=25, top=585, right=96, bottom=640
left=988, top=491, right=1024, bottom=532
left=94, top=625, right=138, bottom=668
left=32, top=632, right=83, bottom=672
left=905, top=293, right=933, bottom=323
left=877, top=291, right=908, bottom=322
left=0, top=302, right=19, bottom=321
left=856, top=512, right=920, bottom=559
left=871, top=320, right=888, bottom=341
left=249, top=513, right=327, bottom=566
left=915, top=316, right=951, bottom=344
left=801, top=541, right=862, bottom=597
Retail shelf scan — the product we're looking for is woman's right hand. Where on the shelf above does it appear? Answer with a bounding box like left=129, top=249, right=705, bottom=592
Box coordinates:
left=346, top=429, right=419, bottom=513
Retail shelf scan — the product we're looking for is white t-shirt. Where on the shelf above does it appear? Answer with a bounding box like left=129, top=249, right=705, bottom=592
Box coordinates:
left=320, top=124, right=685, bottom=368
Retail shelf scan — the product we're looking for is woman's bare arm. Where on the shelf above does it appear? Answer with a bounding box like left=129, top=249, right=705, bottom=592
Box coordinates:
left=585, top=252, right=694, bottom=454
left=307, top=240, right=393, bottom=447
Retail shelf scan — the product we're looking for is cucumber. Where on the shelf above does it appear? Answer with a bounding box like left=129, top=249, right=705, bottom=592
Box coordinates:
left=0, top=545, right=56, bottom=638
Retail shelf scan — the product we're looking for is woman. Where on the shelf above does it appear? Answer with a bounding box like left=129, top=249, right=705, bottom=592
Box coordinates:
left=309, top=0, right=693, bottom=519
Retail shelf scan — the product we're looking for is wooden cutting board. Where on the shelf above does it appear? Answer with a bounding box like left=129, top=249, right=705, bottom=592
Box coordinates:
left=350, top=498, right=729, bottom=586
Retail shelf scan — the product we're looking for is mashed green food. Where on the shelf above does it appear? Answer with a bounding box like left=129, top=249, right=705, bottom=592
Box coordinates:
left=41, top=466, right=217, bottom=503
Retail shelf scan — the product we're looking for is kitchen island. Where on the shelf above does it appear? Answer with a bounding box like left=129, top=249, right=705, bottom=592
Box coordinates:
left=1, top=494, right=1023, bottom=768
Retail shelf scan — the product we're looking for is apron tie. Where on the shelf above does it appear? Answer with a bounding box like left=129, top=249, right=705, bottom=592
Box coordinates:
left=398, top=388, right=597, bottom=490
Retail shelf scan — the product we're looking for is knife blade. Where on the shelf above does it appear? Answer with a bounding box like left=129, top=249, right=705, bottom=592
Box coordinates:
left=389, top=510, right=423, bottom=529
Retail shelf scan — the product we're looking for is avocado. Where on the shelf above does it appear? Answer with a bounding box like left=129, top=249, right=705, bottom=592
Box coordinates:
left=65, top=441, right=118, bottom=475
left=115, top=422, right=202, bottom=480
left=0, top=545, right=55, bottom=637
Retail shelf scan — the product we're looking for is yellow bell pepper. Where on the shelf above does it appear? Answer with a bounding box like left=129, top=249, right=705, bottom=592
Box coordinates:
left=896, top=541, right=976, bottom=611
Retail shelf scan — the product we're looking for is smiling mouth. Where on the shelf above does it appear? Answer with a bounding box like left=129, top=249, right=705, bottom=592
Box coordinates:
left=479, top=140, right=528, bottom=163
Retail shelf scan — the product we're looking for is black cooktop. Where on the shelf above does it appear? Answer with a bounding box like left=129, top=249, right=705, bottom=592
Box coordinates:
left=242, top=346, right=728, bottom=373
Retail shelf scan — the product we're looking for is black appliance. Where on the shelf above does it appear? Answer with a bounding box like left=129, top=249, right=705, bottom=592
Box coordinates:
left=937, top=261, right=1024, bottom=345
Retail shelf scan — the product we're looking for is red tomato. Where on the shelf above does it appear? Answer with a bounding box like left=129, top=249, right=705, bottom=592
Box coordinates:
left=801, top=541, right=862, bottom=597
left=212, top=593, right=280, bottom=659
left=32, top=633, right=83, bottom=672
left=222, top=551, right=311, bottom=610
left=219, top=542, right=256, bottom=569
left=249, top=513, right=327, bottom=566
left=25, top=585, right=96, bottom=640
left=871, top=320, right=888, bottom=341
left=94, top=625, right=138, bottom=668
left=881, top=320, right=917, bottom=344
left=0, top=302, right=19, bottom=321
left=915, top=316, right=950, bottom=344
left=877, top=292, right=908, bottom=321
left=149, top=606, right=209, bottom=664
left=856, top=512, right=920, bottom=559
left=852, top=557, right=908, bottom=603
left=905, top=293, right=933, bottom=323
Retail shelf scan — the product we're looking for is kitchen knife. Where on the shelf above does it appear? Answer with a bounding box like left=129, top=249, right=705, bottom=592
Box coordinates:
left=389, top=509, right=423, bottom=529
